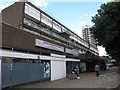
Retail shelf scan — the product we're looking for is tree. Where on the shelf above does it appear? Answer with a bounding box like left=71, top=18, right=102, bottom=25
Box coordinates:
left=91, top=2, right=120, bottom=63
left=101, top=56, right=111, bottom=60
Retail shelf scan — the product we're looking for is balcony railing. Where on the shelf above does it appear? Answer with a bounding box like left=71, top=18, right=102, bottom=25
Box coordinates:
left=23, top=18, right=91, bottom=51
left=24, top=18, right=40, bottom=30
left=52, top=32, right=61, bottom=39
left=41, top=27, right=52, bottom=35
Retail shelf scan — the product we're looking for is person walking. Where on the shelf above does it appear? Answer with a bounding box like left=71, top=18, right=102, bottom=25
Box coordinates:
left=106, top=64, right=110, bottom=71
left=94, top=64, right=100, bottom=77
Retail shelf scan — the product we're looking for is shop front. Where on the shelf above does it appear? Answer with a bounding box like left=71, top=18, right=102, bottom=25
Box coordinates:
left=0, top=49, right=80, bottom=88
left=1, top=57, right=51, bottom=88
left=66, top=61, right=80, bottom=77
left=41, top=60, right=50, bottom=80
left=86, top=60, right=96, bottom=72
left=80, top=62, right=87, bottom=73
left=85, top=56, right=105, bottom=72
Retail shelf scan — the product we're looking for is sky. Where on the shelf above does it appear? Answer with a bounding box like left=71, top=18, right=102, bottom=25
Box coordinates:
left=0, top=0, right=112, bottom=56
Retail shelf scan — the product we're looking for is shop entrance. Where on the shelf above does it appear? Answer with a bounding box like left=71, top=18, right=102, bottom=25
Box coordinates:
left=80, top=62, right=87, bottom=72
left=66, top=61, right=80, bottom=77
left=41, top=60, right=50, bottom=81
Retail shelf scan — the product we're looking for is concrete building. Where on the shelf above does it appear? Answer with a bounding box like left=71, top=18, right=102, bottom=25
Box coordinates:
left=0, top=1, right=99, bottom=88
left=82, top=25, right=98, bottom=53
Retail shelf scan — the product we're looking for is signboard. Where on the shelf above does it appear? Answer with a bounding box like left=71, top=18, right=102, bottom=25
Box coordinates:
left=65, top=48, right=73, bottom=54
left=35, top=39, right=64, bottom=52
left=65, top=48, right=79, bottom=57
left=73, top=49, right=79, bottom=57
left=0, top=58, right=2, bottom=90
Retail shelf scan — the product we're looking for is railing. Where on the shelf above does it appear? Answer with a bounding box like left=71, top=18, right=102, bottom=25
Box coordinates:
left=52, top=32, right=61, bottom=39
left=23, top=18, right=98, bottom=53
left=24, top=18, right=40, bottom=30
left=2, top=21, right=98, bottom=56
left=41, top=27, right=52, bottom=35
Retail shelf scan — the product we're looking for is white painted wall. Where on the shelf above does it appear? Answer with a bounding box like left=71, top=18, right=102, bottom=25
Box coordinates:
left=0, top=49, right=80, bottom=62
left=51, top=53, right=66, bottom=58
left=51, top=61, right=66, bottom=81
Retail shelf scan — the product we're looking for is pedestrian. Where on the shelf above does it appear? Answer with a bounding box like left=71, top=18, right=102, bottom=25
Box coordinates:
left=106, top=64, right=110, bottom=71
left=72, top=67, right=80, bottom=79
left=94, top=64, right=100, bottom=77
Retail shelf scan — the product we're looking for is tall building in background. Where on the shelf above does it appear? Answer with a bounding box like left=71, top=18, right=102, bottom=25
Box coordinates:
left=82, top=25, right=97, bottom=51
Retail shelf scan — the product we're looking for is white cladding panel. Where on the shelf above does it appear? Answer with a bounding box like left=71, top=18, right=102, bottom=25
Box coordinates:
left=1, top=50, right=38, bottom=59
left=51, top=53, right=66, bottom=58
left=51, top=61, right=66, bottom=81
left=41, top=13, right=52, bottom=27
left=25, top=3, right=40, bottom=20
left=0, top=50, right=80, bottom=62
left=53, top=21, right=61, bottom=32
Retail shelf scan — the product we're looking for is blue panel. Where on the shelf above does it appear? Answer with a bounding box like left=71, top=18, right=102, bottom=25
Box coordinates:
left=28, top=63, right=41, bottom=82
left=40, top=64, right=44, bottom=80
left=2, top=62, right=50, bottom=87
left=12, top=63, right=28, bottom=85
left=2, top=63, right=11, bottom=88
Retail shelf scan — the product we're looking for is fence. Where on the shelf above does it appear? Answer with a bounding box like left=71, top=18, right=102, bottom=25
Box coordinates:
left=2, top=62, right=47, bottom=88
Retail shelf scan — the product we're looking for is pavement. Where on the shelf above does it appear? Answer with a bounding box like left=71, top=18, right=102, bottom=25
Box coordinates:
left=16, top=66, right=119, bottom=89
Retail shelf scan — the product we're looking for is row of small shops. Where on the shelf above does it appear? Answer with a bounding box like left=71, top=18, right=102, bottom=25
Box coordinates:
left=0, top=24, right=106, bottom=88
left=0, top=49, right=106, bottom=89
left=0, top=1, right=106, bottom=89
left=0, top=49, right=80, bottom=88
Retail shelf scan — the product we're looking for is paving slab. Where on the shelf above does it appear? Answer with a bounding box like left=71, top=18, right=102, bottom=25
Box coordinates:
left=16, top=66, right=119, bottom=88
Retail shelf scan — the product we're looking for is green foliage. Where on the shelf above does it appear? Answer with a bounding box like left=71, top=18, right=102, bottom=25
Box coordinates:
left=91, top=2, right=120, bottom=62
left=101, top=56, right=111, bottom=60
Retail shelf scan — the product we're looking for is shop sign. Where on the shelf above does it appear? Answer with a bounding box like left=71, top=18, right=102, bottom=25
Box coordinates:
left=35, top=39, right=64, bottom=52
left=65, top=48, right=79, bottom=57
left=73, top=49, right=79, bottom=57
left=65, top=48, right=73, bottom=54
